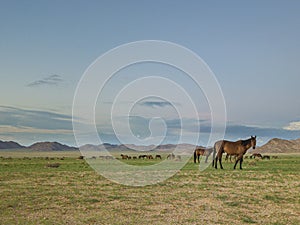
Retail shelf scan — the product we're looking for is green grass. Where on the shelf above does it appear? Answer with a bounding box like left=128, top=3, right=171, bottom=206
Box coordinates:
left=0, top=153, right=299, bottom=224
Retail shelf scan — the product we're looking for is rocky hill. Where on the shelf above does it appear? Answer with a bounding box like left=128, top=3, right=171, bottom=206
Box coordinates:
left=253, top=138, right=300, bottom=153
left=28, top=141, right=78, bottom=151
left=0, top=140, right=25, bottom=149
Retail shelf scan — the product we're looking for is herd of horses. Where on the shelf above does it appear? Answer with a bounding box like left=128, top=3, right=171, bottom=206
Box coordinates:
left=194, top=136, right=258, bottom=170
left=120, top=154, right=180, bottom=160
left=195, top=135, right=276, bottom=169
left=120, top=154, right=162, bottom=160
left=118, top=136, right=273, bottom=170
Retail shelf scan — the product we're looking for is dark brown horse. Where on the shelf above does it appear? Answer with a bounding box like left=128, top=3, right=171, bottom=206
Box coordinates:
left=250, top=153, right=262, bottom=159
left=213, top=136, right=256, bottom=169
left=194, top=147, right=213, bottom=163
left=138, top=155, right=147, bottom=159
left=155, top=155, right=162, bottom=159
left=262, top=155, right=270, bottom=160
left=147, top=155, right=154, bottom=159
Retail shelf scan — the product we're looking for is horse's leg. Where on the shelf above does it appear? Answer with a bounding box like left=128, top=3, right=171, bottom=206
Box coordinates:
left=212, top=147, right=216, bottom=168
left=198, top=155, right=200, bottom=163
left=219, top=153, right=224, bottom=169
left=214, top=155, right=218, bottom=169
left=233, top=160, right=238, bottom=169
left=234, top=155, right=242, bottom=169
left=205, top=155, right=209, bottom=163
left=239, top=157, right=243, bottom=170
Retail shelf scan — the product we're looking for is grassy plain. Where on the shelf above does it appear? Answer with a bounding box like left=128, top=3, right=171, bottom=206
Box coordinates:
left=0, top=152, right=299, bottom=224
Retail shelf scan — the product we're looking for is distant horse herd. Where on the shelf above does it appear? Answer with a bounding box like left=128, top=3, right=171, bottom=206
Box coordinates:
left=120, top=154, right=164, bottom=160
left=118, top=153, right=181, bottom=161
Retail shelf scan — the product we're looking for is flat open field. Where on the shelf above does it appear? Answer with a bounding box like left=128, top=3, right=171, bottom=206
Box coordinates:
left=0, top=152, right=299, bottom=224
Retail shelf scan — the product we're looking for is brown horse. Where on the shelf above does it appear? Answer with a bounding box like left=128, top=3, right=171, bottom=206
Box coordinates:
left=250, top=153, right=262, bottom=159
left=155, top=155, right=162, bottom=159
left=194, top=147, right=213, bottom=163
left=138, top=155, right=147, bottom=159
left=262, top=155, right=270, bottom=160
left=147, top=155, right=154, bottom=159
left=213, top=136, right=256, bottom=170
left=120, top=154, right=129, bottom=159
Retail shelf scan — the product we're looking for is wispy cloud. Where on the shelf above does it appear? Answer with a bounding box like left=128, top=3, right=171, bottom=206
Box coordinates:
left=1, top=105, right=300, bottom=146
left=26, top=74, right=63, bottom=87
left=116, top=116, right=300, bottom=142
left=0, top=106, right=72, bottom=130
left=139, top=101, right=177, bottom=108
left=0, top=106, right=76, bottom=145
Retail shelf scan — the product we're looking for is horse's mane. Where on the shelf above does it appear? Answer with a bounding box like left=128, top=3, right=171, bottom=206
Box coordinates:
left=241, top=138, right=251, bottom=146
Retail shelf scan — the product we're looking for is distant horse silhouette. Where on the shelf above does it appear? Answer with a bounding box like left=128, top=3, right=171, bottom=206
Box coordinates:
left=155, top=155, right=162, bottom=159
left=250, top=153, right=262, bottom=159
left=167, top=153, right=175, bottom=160
left=121, top=154, right=129, bottom=160
left=139, top=155, right=147, bottom=159
left=213, top=136, right=256, bottom=170
left=147, top=155, right=154, bottom=159
left=194, top=147, right=213, bottom=163
left=262, top=155, right=270, bottom=160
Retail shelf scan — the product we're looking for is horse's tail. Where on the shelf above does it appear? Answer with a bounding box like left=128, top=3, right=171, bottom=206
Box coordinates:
left=193, top=150, right=196, bottom=163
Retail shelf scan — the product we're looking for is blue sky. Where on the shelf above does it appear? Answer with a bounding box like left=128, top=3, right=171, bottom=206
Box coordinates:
left=1, top=0, right=300, bottom=146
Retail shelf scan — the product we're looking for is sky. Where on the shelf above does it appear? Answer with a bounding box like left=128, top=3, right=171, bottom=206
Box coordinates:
left=1, top=0, right=300, bottom=147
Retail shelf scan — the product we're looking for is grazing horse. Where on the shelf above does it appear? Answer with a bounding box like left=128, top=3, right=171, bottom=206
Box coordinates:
left=120, top=154, right=129, bottom=160
left=155, top=155, right=162, bottom=159
left=194, top=147, right=213, bottom=163
left=139, top=155, right=147, bottom=159
left=213, top=136, right=256, bottom=170
left=167, top=153, right=175, bottom=160
left=250, top=153, right=262, bottom=159
left=147, top=155, right=154, bottom=159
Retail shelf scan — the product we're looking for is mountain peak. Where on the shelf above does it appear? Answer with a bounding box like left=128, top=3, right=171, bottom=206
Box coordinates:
left=28, top=141, right=78, bottom=151
left=253, top=137, right=300, bottom=153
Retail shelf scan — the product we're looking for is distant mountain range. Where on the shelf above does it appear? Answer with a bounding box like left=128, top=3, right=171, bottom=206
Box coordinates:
left=0, top=140, right=78, bottom=151
left=1, top=138, right=300, bottom=153
left=0, top=140, right=195, bottom=152
left=252, top=138, right=300, bottom=153
left=0, top=140, right=25, bottom=149
left=79, top=143, right=196, bottom=152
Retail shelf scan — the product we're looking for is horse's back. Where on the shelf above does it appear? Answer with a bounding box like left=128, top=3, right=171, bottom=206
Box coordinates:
left=214, top=140, right=239, bottom=153
left=204, top=147, right=213, bottom=156
left=223, top=140, right=244, bottom=154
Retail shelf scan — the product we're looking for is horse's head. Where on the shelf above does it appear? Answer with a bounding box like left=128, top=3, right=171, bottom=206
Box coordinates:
left=251, top=136, right=257, bottom=149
